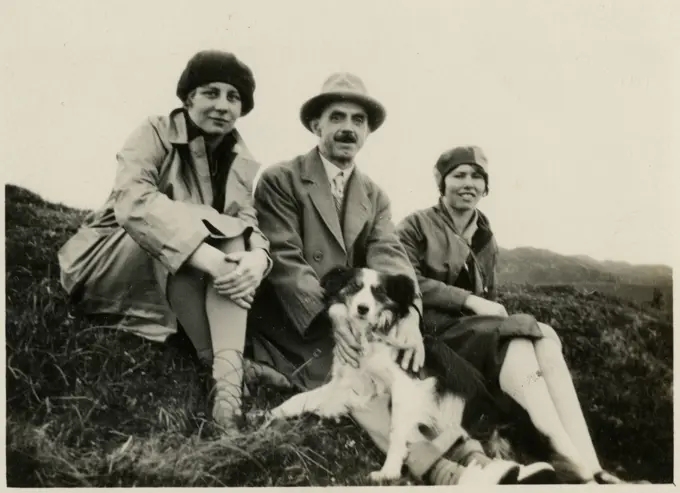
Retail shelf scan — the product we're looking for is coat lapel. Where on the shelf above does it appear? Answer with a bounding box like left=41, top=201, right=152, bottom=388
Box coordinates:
left=221, top=130, right=258, bottom=214
left=168, top=109, right=213, bottom=206
left=342, top=169, right=370, bottom=251
left=434, top=202, right=471, bottom=286
left=435, top=201, right=488, bottom=295
left=188, top=137, right=214, bottom=206
left=301, top=149, right=346, bottom=252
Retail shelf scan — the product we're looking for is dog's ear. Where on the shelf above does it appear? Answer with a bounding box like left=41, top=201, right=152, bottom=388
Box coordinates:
left=383, top=274, right=417, bottom=315
left=320, top=266, right=357, bottom=301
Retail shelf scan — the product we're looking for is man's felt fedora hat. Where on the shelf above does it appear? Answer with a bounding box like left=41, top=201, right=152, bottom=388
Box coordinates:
left=300, top=72, right=386, bottom=132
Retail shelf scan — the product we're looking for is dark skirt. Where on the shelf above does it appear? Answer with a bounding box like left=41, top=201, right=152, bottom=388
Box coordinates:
left=423, top=310, right=545, bottom=416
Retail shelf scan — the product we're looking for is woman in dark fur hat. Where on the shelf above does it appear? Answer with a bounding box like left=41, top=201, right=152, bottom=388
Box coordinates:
left=396, top=146, right=645, bottom=484
left=59, top=50, right=274, bottom=430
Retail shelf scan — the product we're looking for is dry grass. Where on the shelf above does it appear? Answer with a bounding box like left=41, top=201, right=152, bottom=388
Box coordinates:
left=5, top=184, right=673, bottom=486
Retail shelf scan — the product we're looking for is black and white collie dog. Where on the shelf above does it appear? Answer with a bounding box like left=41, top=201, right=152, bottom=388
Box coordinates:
left=268, top=266, right=500, bottom=482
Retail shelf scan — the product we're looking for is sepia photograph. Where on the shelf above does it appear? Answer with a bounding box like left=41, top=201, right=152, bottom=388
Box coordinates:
left=3, top=0, right=675, bottom=487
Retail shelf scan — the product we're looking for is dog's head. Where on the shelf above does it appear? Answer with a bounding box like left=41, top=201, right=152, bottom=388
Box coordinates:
left=320, top=266, right=417, bottom=337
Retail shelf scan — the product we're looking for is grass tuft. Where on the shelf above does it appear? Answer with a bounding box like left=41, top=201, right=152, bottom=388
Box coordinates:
left=5, top=184, right=673, bottom=485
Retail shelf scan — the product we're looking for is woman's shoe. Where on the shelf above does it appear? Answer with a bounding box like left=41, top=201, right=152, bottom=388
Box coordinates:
left=591, top=470, right=651, bottom=485
left=211, top=376, right=245, bottom=431
left=197, top=362, right=244, bottom=431
left=549, top=450, right=594, bottom=483
left=212, top=397, right=245, bottom=432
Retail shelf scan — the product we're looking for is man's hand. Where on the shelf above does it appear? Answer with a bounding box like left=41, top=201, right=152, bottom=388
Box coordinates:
left=213, top=249, right=269, bottom=306
left=463, top=295, right=508, bottom=317
left=332, top=315, right=362, bottom=369
left=393, top=307, right=425, bottom=372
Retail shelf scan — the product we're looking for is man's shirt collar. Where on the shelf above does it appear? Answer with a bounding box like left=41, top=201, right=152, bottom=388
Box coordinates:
left=318, top=149, right=355, bottom=185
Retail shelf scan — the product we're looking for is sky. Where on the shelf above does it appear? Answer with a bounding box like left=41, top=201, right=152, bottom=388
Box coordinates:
left=1, top=0, right=678, bottom=266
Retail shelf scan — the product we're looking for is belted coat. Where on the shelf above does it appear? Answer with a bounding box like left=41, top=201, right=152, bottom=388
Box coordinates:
left=58, top=108, right=269, bottom=340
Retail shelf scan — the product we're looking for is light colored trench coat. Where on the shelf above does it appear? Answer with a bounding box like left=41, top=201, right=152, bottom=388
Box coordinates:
left=58, top=108, right=269, bottom=341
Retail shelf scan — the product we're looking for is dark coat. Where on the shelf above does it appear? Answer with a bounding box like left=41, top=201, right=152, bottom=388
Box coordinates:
left=247, top=148, right=421, bottom=390
left=396, top=200, right=544, bottom=413
left=396, top=199, right=499, bottom=322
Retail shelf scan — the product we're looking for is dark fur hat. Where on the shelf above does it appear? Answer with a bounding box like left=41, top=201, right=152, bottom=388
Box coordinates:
left=176, top=50, right=255, bottom=116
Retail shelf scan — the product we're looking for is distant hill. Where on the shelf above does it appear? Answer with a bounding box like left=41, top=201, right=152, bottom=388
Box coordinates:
left=497, top=246, right=671, bottom=287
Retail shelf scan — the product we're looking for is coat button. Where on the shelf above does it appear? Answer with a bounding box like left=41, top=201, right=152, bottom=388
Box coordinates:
left=312, top=251, right=323, bottom=262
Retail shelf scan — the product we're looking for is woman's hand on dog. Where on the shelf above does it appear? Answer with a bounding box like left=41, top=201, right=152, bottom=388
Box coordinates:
left=394, top=309, right=425, bottom=372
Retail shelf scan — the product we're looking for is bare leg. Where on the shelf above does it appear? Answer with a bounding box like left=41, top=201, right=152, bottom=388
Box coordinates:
left=534, top=323, right=602, bottom=472
left=499, top=338, right=593, bottom=480
left=166, top=269, right=212, bottom=361
left=166, top=236, right=248, bottom=429
left=206, top=236, right=248, bottom=427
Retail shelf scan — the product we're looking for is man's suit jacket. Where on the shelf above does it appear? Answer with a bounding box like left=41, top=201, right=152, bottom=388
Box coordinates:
left=247, top=147, right=420, bottom=389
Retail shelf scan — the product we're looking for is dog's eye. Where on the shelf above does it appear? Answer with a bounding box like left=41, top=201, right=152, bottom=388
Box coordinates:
left=371, top=284, right=388, bottom=301
left=347, top=280, right=364, bottom=293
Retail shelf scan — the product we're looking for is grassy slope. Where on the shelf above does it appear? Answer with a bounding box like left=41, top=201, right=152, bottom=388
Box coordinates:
left=5, top=184, right=674, bottom=486
left=541, top=281, right=673, bottom=319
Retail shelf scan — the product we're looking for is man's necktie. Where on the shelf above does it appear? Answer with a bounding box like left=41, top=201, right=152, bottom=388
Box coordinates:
left=332, top=172, right=345, bottom=215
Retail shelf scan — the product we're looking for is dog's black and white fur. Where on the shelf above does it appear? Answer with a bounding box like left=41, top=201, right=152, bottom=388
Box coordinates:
left=268, top=266, right=491, bottom=481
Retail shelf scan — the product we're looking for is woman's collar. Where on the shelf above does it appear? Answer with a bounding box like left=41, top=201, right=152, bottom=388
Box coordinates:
left=435, top=197, right=482, bottom=246
left=167, top=108, right=254, bottom=159
left=438, top=197, right=477, bottom=228
left=183, top=109, right=254, bottom=158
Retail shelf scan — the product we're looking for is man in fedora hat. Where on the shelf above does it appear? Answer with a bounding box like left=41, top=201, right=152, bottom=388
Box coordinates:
left=247, top=71, right=423, bottom=389
left=250, top=73, right=424, bottom=389
left=246, top=73, right=522, bottom=485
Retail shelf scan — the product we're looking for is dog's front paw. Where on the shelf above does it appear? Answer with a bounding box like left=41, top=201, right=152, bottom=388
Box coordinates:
left=317, top=409, right=345, bottom=422
left=251, top=406, right=289, bottom=430
left=368, top=467, right=401, bottom=483
left=246, top=409, right=273, bottom=427
left=261, top=415, right=292, bottom=432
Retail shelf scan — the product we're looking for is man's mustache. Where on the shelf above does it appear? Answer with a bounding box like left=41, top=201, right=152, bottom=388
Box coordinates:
left=334, top=131, right=357, bottom=143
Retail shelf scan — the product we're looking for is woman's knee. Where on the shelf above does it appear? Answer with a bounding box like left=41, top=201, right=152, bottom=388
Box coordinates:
left=210, top=235, right=246, bottom=255
left=538, top=322, right=562, bottom=351
left=195, top=236, right=247, bottom=278
left=166, top=264, right=206, bottom=302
